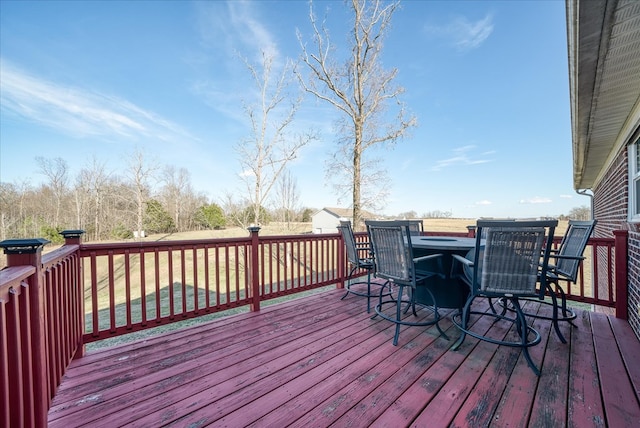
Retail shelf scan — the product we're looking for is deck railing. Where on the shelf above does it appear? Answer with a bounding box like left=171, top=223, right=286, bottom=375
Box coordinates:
left=0, top=227, right=629, bottom=427
left=80, top=229, right=344, bottom=343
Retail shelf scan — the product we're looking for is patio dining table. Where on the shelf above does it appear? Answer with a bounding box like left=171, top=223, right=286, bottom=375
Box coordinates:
left=410, top=236, right=480, bottom=310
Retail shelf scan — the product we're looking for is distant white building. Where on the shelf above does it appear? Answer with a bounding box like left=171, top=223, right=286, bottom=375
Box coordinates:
left=311, top=207, right=378, bottom=234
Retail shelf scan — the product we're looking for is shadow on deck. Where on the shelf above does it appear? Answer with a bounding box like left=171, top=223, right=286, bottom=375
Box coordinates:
left=49, top=287, right=640, bottom=427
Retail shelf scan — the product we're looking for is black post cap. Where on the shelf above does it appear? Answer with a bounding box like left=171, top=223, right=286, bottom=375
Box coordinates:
left=0, top=238, right=51, bottom=254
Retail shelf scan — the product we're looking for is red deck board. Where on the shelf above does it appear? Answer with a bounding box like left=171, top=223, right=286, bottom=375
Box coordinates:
left=412, top=309, right=520, bottom=427
left=323, top=322, right=460, bottom=428
left=369, top=300, right=500, bottom=427
left=48, top=288, right=640, bottom=427
left=591, top=313, right=640, bottom=427
left=282, top=315, right=454, bottom=427
left=51, top=297, right=369, bottom=426
left=486, top=302, right=549, bottom=428
left=609, top=316, right=640, bottom=398
left=152, top=315, right=394, bottom=427
left=454, top=302, right=548, bottom=428
left=567, top=310, right=605, bottom=427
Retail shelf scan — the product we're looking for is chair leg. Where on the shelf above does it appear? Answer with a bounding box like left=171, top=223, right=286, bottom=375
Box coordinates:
left=392, top=285, right=404, bottom=346
left=371, top=280, right=391, bottom=320
left=512, top=298, right=541, bottom=376
left=421, top=286, right=448, bottom=340
left=451, top=296, right=473, bottom=351
left=340, top=265, right=358, bottom=300
left=403, top=288, right=413, bottom=314
left=365, top=271, right=372, bottom=313
left=549, top=291, right=567, bottom=343
left=556, top=285, right=577, bottom=328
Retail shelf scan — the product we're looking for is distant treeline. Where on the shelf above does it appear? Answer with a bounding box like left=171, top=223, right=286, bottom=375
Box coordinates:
left=0, top=156, right=314, bottom=243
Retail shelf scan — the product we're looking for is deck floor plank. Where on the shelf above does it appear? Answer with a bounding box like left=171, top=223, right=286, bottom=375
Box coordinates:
left=413, top=308, right=519, bottom=427
left=48, top=289, right=640, bottom=427
left=283, top=314, right=454, bottom=428
left=567, top=310, right=605, bottom=428
left=527, top=302, right=570, bottom=428
left=609, top=316, right=640, bottom=398
left=323, top=320, right=460, bottom=428
left=591, top=313, right=640, bottom=427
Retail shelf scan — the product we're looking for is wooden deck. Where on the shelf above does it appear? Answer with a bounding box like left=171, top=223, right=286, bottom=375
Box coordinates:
left=48, top=286, right=640, bottom=427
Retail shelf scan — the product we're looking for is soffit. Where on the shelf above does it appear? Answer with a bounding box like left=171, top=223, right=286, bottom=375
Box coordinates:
left=569, top=0, right=640, bottom=190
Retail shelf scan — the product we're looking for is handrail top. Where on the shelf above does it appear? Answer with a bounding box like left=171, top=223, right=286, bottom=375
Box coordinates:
left=0, top=265, right=36, bottom=288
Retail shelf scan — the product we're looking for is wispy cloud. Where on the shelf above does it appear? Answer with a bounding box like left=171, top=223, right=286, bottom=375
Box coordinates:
left=425, top=14, right=494, bottom=51
left=0, top=59, right=195, bottom=144
left=519, top=197, right=552, bottom=204
left=192, top=1, right=284, bottom=122
left=559, top=194, right=573, bottom=199
left=432, top=145, right=494, bottom=171
left=196, top=1, right=279, bottom=64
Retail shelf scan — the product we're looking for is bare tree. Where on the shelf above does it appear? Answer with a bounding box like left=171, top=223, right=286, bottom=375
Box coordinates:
left=125, top=150, right=159, bottom=238
left=75, top=157, right=112, bottom=240
left=274, top=169, right=301, bottom=229
left=221, top=192, right=252, bottom=229
left=568, top=206, right=591, bottom=221
left=297, top=0, right=416, bottom=229
left=236, top=50, right=317, bottom=226
left=36, top=156, right=69, bottom=226
left=160, top=166, right=193, bottom=231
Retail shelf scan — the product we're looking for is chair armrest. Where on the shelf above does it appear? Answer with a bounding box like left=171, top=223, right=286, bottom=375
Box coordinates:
left=414, top=253, right=445, bottom=279
left=451, top=253, right=474, bottom=267
left=450, top=254, right=474, bottom=286
left=413, top=253, right=443, bottom=263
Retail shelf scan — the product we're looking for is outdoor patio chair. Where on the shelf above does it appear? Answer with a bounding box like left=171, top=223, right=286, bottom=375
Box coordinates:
left=366, top=220, right=448, bottom=346
left=407, top=220, right=423, bottom=236
left=451, top=219, right=557, bottom=376
left=338, top=220, right=391, bottom=313
left=512, top=219, right=596, bottom=343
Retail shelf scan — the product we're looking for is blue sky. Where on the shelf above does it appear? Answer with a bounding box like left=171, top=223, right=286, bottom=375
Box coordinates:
left=0, top=0, right=586, bottom=219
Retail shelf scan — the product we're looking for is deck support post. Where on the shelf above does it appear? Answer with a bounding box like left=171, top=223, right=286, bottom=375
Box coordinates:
left=248, top=226, right=261, bottom=312
left=0, top=238, right=50, bottom=428
left=613, top=230, right=628, bottom=320
left=60, top=230, right=86, bottom=359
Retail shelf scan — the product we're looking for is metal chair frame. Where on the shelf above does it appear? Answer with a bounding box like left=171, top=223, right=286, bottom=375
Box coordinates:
left=511, top=219, right=596, bottom=343
left=366, top=220, right=448, bottom=346
left=406, top=220, right=423, bottom=236
left=338, top=221, right=391, bottom=313
left=451, top=220, right=557, bottom=376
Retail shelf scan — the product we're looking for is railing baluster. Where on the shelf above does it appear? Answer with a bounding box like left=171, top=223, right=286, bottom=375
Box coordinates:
left=193, top=246, right=199, bottom=314
left=140, top=249, right=147, bottom=326
left=180, top=247, right=187, bottom=316
left=108, top=251, right=115, bottom=332
left=124, top=250, right=132, bottom=329
left=168, top=247, right=174, bottom=319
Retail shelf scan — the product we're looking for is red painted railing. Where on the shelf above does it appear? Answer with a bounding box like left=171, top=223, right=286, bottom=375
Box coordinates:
left=79, top=229, right=344, bottom=343
left=0, top=227, right=628, bottom=427
left=0, top=235, right=82, bottom=428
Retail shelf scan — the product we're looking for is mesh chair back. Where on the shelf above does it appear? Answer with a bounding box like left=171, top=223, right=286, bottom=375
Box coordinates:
left=473, top=220, right=557, bottom=296
left=337, top=220, right=362, bottom=266
left=406, top=220, right=423, bottom=236
left=366, top=221, right=413, bottom=285
left=554, top=220, right=596, bottom=281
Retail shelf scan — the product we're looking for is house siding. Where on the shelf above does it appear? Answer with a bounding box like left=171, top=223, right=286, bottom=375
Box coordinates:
left=311, top=210, right=344, bottom=234
left=593, top=146, right=640, bottom=338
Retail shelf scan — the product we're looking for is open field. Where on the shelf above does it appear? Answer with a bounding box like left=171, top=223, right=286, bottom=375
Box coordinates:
left=111, top=218, right=570, bottom=243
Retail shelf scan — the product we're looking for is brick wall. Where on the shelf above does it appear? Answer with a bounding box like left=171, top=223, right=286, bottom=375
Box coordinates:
left=629, top=231, right=640, bottom=337
left=593, top=146, right=640, bottom=339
